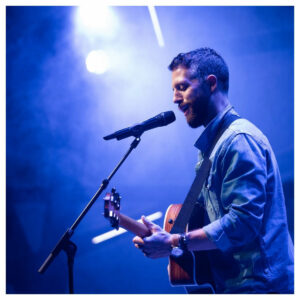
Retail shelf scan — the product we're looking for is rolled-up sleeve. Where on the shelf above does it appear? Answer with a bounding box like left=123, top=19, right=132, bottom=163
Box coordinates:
left=203, top=133, right=267, bottom=253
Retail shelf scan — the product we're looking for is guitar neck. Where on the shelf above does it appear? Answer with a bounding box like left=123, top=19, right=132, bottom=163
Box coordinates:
left=118, top=213, right=151, bottom=238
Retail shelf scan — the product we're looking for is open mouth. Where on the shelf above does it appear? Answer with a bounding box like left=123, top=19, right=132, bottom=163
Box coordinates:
left=180, top=104, right=189, bottom=116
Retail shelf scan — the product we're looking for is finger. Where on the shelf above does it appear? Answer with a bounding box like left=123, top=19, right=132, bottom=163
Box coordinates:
left=141, top=216, right=161, bottom=233
left=132, top=236, right=144, bottom=245
left=141, top=215, right=153, bottom=227
left=134, top=243, right=143, bottom=249
left=142, top=249, right=155, bottom=258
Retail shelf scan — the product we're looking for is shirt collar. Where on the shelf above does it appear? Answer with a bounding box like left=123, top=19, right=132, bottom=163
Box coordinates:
left=194, top=104, right=233, bottom=154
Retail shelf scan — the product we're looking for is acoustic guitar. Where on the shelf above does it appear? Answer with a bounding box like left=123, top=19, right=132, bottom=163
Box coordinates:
left=103, top=188, right=215, bottom=290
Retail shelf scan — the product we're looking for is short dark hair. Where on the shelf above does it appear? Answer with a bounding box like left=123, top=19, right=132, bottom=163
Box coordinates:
left=168, top=47, right=229, bottom=93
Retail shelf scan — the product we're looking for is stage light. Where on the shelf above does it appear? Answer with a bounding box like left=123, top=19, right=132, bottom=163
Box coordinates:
left=75, top=5, right=118, bottom=38
left=85, top=50, right=110, bottom=74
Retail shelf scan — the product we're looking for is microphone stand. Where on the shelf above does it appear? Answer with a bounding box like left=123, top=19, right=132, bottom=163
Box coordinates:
left=38, top=136, right=142, bottom=293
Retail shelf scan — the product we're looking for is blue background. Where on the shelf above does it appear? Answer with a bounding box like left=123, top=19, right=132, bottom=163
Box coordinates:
left=6, top=6, right=294, bottom=293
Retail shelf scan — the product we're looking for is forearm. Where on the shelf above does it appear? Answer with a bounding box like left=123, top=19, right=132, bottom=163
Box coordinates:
left=133, top=217, right=218, bottom=259
left=171, top=228, right=218, bottom=252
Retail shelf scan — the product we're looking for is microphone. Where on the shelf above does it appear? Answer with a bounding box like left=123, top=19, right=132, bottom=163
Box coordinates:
left=103, top=111, right=176, bottom=140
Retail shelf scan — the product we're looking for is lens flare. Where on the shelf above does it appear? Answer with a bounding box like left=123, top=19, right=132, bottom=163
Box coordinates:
left=85, top=50, right=110, bottom=74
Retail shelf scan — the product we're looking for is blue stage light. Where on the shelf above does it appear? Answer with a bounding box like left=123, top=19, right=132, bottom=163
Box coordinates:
left=85, top=50, right=110, bottom=74
left=75, top=5, right=119, bottom=39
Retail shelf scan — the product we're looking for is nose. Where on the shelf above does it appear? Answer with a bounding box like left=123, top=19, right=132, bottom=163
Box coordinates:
left=173, top=90, right=183, bottom=104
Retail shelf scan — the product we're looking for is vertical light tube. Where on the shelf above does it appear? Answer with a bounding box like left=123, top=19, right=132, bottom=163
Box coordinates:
left=148, top=6, right=165, bottom=47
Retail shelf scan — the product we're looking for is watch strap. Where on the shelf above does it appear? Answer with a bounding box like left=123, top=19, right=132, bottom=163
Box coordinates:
left=179, top=233, right=188, bottom=252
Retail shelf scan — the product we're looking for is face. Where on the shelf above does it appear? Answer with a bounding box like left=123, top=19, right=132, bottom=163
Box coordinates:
left=172, top=66, right=210, bottom=128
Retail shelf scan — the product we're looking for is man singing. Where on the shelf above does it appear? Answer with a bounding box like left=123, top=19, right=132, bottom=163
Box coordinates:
left=133, top=48, right=294, bottom=294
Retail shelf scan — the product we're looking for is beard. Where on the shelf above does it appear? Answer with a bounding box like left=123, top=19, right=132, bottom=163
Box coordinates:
left=186, top=100, right=208, bottom=128
left=187, top=111, right=203, bottom=128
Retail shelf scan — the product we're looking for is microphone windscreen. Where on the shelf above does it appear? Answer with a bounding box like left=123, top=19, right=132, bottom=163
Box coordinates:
left=161, top=111, right=176, bottom=125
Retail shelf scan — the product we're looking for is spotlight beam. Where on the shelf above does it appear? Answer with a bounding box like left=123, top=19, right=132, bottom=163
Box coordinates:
left=148, top=6, right=165, bottom=47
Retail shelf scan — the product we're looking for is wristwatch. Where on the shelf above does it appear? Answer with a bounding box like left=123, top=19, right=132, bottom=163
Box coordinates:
left=170, top=234, right=188, bottom=257
left=170, top=246, right=183, bottom=257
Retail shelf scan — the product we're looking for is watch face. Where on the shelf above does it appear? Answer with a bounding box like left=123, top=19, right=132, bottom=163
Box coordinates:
left=171, top=247, right=183, bottom=257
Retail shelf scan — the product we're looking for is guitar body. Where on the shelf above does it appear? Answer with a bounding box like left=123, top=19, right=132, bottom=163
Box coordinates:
left=104, top=189, right=215, bottom=291
left=164, top=203, right=215, bottom=290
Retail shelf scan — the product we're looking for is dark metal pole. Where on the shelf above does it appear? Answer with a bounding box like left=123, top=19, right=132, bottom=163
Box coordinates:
left=38, top=137, right=142, bottom=293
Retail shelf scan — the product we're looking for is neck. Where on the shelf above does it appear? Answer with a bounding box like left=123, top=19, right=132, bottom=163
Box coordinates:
left=203, top=92, right=229, bottom=127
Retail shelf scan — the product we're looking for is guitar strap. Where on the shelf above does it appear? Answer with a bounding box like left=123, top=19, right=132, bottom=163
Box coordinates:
left=170, top=110, right=241, bottom=234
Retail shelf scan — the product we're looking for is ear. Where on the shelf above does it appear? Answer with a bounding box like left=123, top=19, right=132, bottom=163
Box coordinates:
left=206, top=74, right=217, bottom=93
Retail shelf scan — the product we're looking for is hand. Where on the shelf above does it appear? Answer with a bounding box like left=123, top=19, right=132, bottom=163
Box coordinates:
left=132, top=216, right=175, bottom=259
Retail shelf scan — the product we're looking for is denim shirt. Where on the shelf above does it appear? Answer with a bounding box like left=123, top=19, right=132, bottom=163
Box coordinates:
left=194, top=106, right=294, bottom=293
